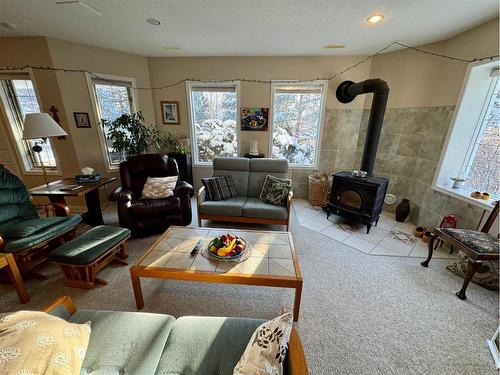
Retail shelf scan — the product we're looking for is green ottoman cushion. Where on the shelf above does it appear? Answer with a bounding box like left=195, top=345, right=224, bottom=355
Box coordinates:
left=49, top=225, right=130, bottom=265
left=3, top=214, right=82, bottom=253
left=68, top=310, right=175, bottom=375
left=155, top=316, right=265, bottom=375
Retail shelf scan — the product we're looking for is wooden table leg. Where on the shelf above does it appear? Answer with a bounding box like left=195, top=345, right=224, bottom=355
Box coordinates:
left=456, top=259, right=481, bottom=300
left=293, top=280, right=303, bottom=322
left=130, top=267, right=144, bottom=309
left=421, top=232, right=436, bottom=267
left=5, top=254, right=30, bottom=303
left=83, top=188, right=104, bottom=226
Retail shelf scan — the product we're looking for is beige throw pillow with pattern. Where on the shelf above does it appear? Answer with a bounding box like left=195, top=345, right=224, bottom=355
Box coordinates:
left=141, top=176, right=178, bottom=199
left=0, top=311, right=91, bottom=375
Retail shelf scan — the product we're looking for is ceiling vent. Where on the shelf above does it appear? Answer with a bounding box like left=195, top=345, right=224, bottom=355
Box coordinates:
left=55, top=1, right=102, bottom=17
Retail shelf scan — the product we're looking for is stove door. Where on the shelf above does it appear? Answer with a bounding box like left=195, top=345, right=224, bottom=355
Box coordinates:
left=338, top=189, right=363, bottom=210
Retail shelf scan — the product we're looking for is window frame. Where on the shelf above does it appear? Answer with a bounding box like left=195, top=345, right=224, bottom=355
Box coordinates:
left=269, top=80, right=328, bottom=170
left=0, top=70, right=61, bottom=175
left=185, top=80, right=241, bottom=167
left=433, top=58, right=499, bottom=211
left=86, top=72, right=138, bottom=172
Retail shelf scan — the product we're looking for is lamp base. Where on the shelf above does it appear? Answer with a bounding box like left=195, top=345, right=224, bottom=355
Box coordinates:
left=32, top=144, right=50, bottom=186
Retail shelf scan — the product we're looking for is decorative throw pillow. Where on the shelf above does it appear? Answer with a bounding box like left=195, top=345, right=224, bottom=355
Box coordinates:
left=447, top=250, right=499, bottom=290
left=201, top=176, right=238, bottom=201
left=141, top=176, right=178, bottom=199
left=233, top=313, right=293, bottom=375
left=0, top=311, right=91, bottom=375
left=259, top=175, right=292, bottom=206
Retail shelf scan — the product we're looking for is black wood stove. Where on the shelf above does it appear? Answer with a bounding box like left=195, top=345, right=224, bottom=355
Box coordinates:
left=326, top=79, right=390, bottom=233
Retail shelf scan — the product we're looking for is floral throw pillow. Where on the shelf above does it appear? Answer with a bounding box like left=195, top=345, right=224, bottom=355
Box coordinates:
left=0, top=311, right=91, bottom=375
left=233, top=313, right=293, bottom=375
left=259, top=175, right=292, bottom=206
left=141, top=176, right=178, bottom=199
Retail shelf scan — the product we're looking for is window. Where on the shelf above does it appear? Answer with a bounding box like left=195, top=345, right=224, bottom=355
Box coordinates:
left=435, top=59, right=499, bottom=206
left=270, top=81, right=327, bottom=168
left=0, top=75, right=58, bottom=171
left=186, top=81, right=240, bottom=165
left=88, top=75, right=135, bottom=168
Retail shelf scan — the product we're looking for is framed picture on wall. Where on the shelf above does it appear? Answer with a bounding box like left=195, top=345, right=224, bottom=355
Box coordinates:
left=161, top=101, right=180, bottom=124
left=241, top=107, right=268, bottom=131
left=73, top=112, right=91, bottom=128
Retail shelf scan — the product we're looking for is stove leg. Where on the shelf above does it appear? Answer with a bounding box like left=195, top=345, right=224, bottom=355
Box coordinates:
left=326, top=208, right=330, bottom=219
left=375, top=218, right=379, bottom=227
left=366, top=224, right=372, bottom=234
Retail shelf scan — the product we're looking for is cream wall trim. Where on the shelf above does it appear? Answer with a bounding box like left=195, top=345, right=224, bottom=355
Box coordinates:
left=268, top=80, right=328, bottom=170
left=185, top=80, right=241, bottom=167
left=0, top=68, right=62, bottom=176
left=85, top=72, right=139, bottom=173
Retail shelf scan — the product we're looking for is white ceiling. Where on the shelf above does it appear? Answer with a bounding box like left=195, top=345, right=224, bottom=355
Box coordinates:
left=0, top=0, right=498, bottom=57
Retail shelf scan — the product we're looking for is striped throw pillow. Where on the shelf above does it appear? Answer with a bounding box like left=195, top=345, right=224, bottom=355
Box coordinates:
left=202, top=176, right=238, bottom=201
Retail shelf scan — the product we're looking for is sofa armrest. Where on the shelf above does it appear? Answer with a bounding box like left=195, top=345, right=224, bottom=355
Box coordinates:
left=288, top=326, right=308, bottom=375
left=174, top=180, right=194, bottom=197
left=197, top=185, right=207, bottom=206
left=42, top=296, right=77, bottom=317
left=109, top=187, right=133, bottom=203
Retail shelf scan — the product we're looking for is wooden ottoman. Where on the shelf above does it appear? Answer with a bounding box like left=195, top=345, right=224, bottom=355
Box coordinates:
left=49, top=226, right=130, bottom=288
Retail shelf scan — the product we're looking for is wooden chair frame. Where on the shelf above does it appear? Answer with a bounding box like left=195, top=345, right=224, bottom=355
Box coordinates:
left=421, top=201, right=499, bottom=300
left=0, top=202, right=78, bottom=279
left=197, top=186, right=293, bottom=231
left=42, top=296, right=308, bottom=375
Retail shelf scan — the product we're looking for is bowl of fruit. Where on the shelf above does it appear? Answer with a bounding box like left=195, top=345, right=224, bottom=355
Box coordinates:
left=208, top=233, right=247, bottom=260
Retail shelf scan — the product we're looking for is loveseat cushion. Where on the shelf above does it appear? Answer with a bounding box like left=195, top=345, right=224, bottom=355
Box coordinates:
left=243, top=198, right=288, bottom=220
left=49, top=225, right=130, bottom=265
left=3, top=214, right=82, bottom=253
left=247, top=159, right=289, bottom=198
left=129, top=196, right=181, bottom=219
left=155, top=316, right=265, bottom=375
left=68, top=310, right=175, bottom=375
left=198, top=197, right=247, bottom=217
left=213, top=157, right=249, bottom=197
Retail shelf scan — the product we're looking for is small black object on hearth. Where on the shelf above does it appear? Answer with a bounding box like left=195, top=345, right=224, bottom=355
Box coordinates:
left=327, top=79, right=390, bottom=234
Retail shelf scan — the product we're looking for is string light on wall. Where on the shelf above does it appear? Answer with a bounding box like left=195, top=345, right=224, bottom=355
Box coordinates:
left=0, top=41, right=497, bottom=92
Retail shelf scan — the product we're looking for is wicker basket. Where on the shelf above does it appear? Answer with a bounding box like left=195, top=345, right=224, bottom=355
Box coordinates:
left=308, top=174, right=331, bottom=207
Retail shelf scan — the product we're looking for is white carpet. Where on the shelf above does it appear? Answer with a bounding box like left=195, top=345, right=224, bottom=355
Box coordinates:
left=0, top=203, right=498, bottom=374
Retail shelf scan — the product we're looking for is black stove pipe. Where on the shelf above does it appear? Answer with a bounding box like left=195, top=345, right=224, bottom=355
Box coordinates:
left=336, top=79, right=389, bottom=176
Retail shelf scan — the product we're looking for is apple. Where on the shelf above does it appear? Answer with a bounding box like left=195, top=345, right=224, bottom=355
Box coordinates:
left=235, top=244, right=244, bottom=252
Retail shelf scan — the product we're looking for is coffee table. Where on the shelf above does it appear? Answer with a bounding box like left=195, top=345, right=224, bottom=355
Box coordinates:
left=130, top=226, right=303, bottom=321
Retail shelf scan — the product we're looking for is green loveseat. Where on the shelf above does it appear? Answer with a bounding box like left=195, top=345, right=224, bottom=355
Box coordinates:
left=0, top=164, right=81, bottom=276
left=197, top=157, right=293, bottom=230
left=43, top=296, right=308, bottom=375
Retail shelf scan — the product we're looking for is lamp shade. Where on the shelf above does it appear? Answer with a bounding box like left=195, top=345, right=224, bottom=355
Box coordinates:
left=22, top=113, right=68, bottom=140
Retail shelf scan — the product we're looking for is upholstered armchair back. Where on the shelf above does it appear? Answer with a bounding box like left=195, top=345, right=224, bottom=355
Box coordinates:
left=0, top=164, right=38, bottom=227
left=119, top=154, right=179, bottom=199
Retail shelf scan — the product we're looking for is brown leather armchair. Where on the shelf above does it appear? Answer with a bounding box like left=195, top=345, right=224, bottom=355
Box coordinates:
left=109, top=154, right=193, bottom=237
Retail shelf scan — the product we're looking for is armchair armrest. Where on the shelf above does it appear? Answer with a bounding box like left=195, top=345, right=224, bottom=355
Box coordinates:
left=174, top=180, right=194, bottom=197
left=109, top=187, right=133, bottom=203
left=42, top=296, right=77, bottom=317
left=197, top=185, right=207, bottom=206
left=0, top=235, right=4, bottom=252
left=51, top=202, right=71, bottom=217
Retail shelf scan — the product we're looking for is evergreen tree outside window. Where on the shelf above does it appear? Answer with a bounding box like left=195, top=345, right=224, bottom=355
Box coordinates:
left=270, top=81, right=327, bottom=168
left=186, top=82, right=240, bottom=165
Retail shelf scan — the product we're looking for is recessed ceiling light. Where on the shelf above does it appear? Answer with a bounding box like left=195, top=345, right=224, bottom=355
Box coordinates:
left=367, top=14, right=384, bottom=24
left=324, top=44, right=346, bottom=49
left=146, top=17, right=161, bottom=26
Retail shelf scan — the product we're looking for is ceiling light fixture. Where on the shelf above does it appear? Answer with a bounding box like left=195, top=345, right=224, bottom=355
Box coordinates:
left=324, top=44, right=346, bottom=49
left=367, top=14, right=384, bottom=24
left=146, top=18, right=161, bottom=26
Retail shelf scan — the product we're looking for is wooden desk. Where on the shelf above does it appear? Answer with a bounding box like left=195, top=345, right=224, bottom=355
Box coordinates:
left=28, top=177, right=116, bottom=226
left=0, top=253, right=30, bottom=303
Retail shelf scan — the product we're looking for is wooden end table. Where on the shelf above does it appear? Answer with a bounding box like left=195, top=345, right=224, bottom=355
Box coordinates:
left=0, top=253, right=30, bottom=303
left=28, top=177, right=116, bottom=226
left=130, top=227, right=303, bottom=321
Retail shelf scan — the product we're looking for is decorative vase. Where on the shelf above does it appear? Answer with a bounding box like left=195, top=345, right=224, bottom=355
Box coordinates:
left=395, top=198, right=410, bottom=222
left=249, top=140, right=259, bottom=155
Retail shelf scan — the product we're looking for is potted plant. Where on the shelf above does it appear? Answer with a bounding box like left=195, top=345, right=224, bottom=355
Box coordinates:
left=101, top=111, right=184, bottom=158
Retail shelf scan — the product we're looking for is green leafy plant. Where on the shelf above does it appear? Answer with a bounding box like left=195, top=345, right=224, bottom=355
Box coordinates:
left=101, top=112, right=188, bottom=158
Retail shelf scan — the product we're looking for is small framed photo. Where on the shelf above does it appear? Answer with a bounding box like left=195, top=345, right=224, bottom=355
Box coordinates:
left=161, top=101, right=180, bottom=124
left=73, top=112, right=91, bottom=128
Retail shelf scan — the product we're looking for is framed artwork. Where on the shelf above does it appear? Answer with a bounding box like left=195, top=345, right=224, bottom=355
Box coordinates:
left=241, top=107, right=269, bottom=131
left=161, top=101, right=180, bottom=124
left=73, top=112, right=91, bottom=128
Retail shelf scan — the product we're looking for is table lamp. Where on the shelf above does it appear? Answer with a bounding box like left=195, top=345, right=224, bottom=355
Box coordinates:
left=22, top=113, right=68, bottom=186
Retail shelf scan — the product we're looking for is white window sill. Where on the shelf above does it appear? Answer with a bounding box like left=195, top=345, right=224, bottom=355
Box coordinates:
left=433, top=184, right=496, bottom=211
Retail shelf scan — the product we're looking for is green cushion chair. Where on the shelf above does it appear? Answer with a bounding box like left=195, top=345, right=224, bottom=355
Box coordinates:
left=0, top=164, right=81, bottom=277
